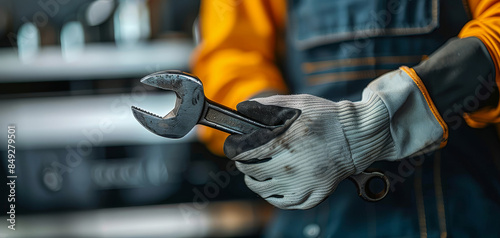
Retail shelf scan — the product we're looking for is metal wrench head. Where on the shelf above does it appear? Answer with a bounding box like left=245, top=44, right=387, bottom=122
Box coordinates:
left=131, top=70, right=205, bottom=138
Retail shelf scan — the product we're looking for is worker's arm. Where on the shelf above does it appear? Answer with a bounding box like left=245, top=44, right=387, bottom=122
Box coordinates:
left=441, top=0, right=500, bottom=127
left=414, top=36, right=498, bottom=129
left=222, top=1, right=500, bottom=210
left=192, top=0, right=288, bottom=155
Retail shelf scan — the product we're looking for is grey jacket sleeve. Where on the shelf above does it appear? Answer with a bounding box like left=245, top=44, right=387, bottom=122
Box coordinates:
left=414, top=37, right=498, bottom=127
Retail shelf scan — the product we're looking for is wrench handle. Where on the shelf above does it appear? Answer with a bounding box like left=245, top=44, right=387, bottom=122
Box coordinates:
left=198, top=99, right=279, bottom=135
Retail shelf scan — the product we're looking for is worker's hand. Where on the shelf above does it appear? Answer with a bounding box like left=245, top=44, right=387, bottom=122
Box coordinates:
left=224, top=68, right=448, bottom=209
left=224, top=94, right=385, bottom=209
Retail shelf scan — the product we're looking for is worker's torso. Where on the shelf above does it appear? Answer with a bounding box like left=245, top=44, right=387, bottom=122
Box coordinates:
left=268, top=0, right=500, bottom=237
left=284, top=0, right=468, bottom=102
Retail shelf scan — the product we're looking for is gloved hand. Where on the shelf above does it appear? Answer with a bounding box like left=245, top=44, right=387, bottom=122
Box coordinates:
left=224, top=68, right=448, bottom=209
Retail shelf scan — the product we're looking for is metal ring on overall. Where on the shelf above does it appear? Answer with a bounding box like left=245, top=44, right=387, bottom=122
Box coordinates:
left=348, top=170, right=390, bottom=202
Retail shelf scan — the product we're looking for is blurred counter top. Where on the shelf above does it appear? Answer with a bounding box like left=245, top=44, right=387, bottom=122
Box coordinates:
left=0, top=200, right=273, bottom=238
left=0, top=39, right=194, bottom=82
left=0, top=91, right=196, bottom=149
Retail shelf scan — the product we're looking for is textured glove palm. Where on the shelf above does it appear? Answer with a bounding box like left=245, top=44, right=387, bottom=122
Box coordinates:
left=225, top=91, right=395, bottom=209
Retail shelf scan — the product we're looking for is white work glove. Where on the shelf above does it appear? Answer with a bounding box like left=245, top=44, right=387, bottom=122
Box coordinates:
left=224, top=68, right=448, bottom=209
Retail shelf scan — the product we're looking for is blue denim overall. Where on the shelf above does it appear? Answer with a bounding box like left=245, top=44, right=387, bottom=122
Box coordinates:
left=266, top=0, right=500, bottom=237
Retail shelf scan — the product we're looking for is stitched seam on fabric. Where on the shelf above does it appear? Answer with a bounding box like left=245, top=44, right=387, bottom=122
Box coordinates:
left=295, top=0, right=438, bottom=50
left=303, top=55, right=425, bottom=74
left=307, top=69, right=391, bottom=85
left=433, top=151, right=448, bottom=238
left=415, top=166, right=428, bottom=238
left=400, top=66, right=449, bottom=148
left=461, top=0, right=472, bottom=20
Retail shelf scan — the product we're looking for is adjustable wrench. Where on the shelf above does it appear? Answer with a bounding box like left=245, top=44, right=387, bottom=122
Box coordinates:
left=131, top=70, right=389, bottom=202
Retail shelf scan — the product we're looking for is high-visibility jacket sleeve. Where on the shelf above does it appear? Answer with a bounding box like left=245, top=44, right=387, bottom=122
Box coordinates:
left=191, top=0, right=288, bottom=155
left=460, top=0, right=500, bottom=127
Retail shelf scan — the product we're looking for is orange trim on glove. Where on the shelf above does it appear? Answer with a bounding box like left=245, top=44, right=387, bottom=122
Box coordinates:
left=400, top=66, right=449, bottom=148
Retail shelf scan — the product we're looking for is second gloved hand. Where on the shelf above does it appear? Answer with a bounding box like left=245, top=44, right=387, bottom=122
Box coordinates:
left=224, top=69, right=447, bottom=209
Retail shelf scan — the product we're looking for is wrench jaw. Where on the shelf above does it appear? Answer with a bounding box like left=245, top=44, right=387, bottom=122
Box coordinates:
left=131, top=70, right=206, bottom=139
left=139, top=70, right=203, bottom=93
left=131, top=106, right=194, bottom=139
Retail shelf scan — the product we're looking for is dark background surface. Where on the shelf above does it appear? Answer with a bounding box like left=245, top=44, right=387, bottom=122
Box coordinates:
left=0, top=1, right=270, bottom=237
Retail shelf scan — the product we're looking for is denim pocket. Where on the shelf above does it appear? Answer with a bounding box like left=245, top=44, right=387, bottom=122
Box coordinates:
left=291, top=0, right=438, bottom=50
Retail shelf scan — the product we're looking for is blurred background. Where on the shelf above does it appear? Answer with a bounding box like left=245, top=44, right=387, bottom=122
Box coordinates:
left=0, top=0, right=272, bottom=237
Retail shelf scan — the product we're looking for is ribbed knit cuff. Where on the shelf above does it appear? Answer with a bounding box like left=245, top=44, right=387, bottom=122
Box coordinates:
left=334, top=91, right=396, bottom=173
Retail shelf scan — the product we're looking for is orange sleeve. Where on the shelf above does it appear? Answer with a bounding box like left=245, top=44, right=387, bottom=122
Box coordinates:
left=459, top=0, right=500, bottom=127
left=191, top=0, right=288, bottom=155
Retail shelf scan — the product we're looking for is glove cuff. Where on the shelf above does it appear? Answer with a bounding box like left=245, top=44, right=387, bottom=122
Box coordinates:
left=336, top=67, right=448, bottom=172
left=335, top=92, right=396, bottom=173
left=364, top=68, right=447, bottom=160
